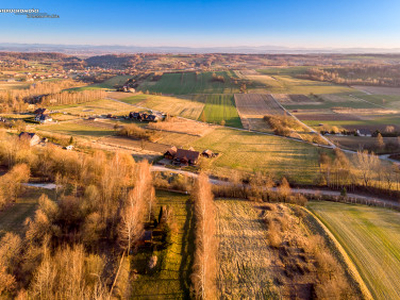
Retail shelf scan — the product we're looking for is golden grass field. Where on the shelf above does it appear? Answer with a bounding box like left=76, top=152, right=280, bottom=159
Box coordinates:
left=51, top=99, right=134, bottom=116
left=137, top=95, right=205, bottom=119
left=308, top=201, right=400, bottom=299
left=216, top=200, right=276, bottom=298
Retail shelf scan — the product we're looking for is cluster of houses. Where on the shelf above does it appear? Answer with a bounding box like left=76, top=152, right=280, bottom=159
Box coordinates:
left=163, top=146, right=216, bottom=166
left=129, top=111, right=163, bottom=122
left=34, top=108, right=53, bottom=124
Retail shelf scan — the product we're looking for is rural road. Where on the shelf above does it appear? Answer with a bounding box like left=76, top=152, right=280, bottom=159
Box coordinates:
left=151, top=165, right=400, bottom=209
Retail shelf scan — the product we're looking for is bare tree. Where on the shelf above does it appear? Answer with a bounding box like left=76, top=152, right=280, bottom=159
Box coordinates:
left=191, top=172, right=217, bottom=299
left=354, top=151, right=380, bottom=187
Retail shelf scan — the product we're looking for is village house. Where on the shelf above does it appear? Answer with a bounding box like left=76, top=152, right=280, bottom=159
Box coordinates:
left=357, top=129, right=372, bottom=137
left=35, top=114, right=53, bottom=123
left=19, top=132, right=40, bottom=146
left=129, top=111, right=160, bottom=122
left=163, top=147, right=200, bottom=166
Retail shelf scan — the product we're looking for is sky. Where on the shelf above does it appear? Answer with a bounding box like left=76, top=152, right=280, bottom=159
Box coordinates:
left=1, top=0, right=400, bottom=49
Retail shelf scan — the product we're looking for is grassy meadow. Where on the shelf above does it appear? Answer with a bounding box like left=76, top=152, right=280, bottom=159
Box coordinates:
left=137, top=71, right=239, bottom=95
left=308, top=201, right=400, bottom=299
left=201, top=95, right=242, bottom=127
left=51, top=98, right=134, bottom=116
left=193, top=127, right=321, bottom=183
left=131, top=191, right=194, bottom=299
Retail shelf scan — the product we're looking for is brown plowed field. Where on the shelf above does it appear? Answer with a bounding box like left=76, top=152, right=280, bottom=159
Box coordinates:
left=234, top=94, right=285, bottom=116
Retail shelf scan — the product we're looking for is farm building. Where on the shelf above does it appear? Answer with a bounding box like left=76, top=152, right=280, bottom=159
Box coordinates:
left=35, top=114, right=53, bottom=123
left=19, top=132, right=40, bottom=146
left=163, top=147, right=200, bottom=166
left=129, top=111, right=160, bottom=122
left=202, top=149, right=216, bottom=158
left=357, top=129, right=372, bottom=137
left=164, top=146, right=177, bottom=159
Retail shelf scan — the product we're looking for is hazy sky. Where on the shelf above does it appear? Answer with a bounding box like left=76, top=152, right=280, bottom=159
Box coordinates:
left=1, top=0, right=400, bottom=48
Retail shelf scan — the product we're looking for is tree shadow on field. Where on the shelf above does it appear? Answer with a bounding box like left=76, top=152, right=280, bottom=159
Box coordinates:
left=179, top=199, right=195, bottom=299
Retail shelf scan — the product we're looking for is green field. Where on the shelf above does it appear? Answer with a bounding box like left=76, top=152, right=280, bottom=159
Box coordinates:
left=70, top=75, right=132, bottom=91
left=248, top=69, right=357, bottom=94
left=131, top=191, right=194, bottom=299
left=308, top=201, right=400, bottom=299
left=193, top=127, right=321, bottom=183
left=137, top=72, right=239, bottom=95
left=201, top=95, right=242, bottom=127
left=39, top=120, right=115, bottom=138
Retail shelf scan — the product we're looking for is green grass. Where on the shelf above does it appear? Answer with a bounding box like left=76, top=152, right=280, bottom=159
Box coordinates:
left=192, top=127, right=322, bottom=183
left=201, top=95, right=242, bottom=127
left=118, top=94, right=149, bottom=105
left=39, top=121, right=115, bottom=138
left=131, top=191, right=194, bottom=299
left=137, top=71, right=239, bottom=95
left=0, top=188, right=56, bottom=238
left=308, top=201, right=400, bottom=299
left=69, top=75, right=132, bottom=91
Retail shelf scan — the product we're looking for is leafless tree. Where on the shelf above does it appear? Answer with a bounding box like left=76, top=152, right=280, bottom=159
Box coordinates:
left=191, top=172, right=217, bottom=299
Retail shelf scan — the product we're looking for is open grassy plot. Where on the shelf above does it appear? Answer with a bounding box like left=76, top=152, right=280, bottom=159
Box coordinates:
left=248, top=68, right=357, bottom=94
left=216, top=200, right=276, bottom=298
left=136, top=95, right=205, bottom=119
left=308, top=201, right=400, bottom=299
left=202, top=95, right=242, bottom=127
left=38, top=120, right=115, bottom=138
left=70, top=75, right=132, bottom=91
left=116, top=94, right=149, bottom=105
left=137, top=71, right=239, bottom=95
left=217, top=200, right=357, bottom=299
left=50, top=99, right=133, bottom=116
left=193, top=128, right=321, bottom=183
left=0, top=188, right=55, bottom=238
left=131, top=191, right=194, bottom=299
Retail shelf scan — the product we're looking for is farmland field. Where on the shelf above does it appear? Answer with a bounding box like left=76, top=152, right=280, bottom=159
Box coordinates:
left=234, top=94, right=284, bottom=116
left=137, top=71, right=239, bottom=95
left=50, top=99, right=133, bottom=116
left=135, top=95, right=205, bottom=119
left=131, top=191, right=194, bottom=299
left=234, top=94, right=284, bottom=130
left=193, top=127, right=321, bottom=183
left=216, top=200, right=276, bottom=298
left=249, top=69, right=357, bottom=94
left=201, top=94, right=242, bottom=127
left=217, top=200, right=357, bottom=299
left=308, top=201, right=400, bottom=299
left=71, top=75, right=132, bottom=91
left=38, top=120, right=115, bottom=138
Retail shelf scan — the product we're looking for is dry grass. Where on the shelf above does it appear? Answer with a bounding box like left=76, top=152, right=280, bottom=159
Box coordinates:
left=51, top=99, right=133, bottom=116
left=137, top=95, right=205, bottom=120
left=216, top=200, right=277, bottom=298
left=147, top=118, right=214, bottom=137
